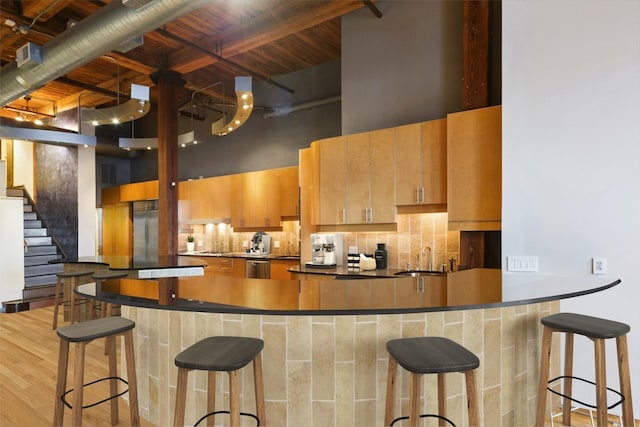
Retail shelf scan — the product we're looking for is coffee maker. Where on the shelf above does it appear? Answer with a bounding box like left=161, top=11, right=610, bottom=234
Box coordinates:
left=308, top=233, right=344, bottom=267
left=249, top=231, right=271, bottom=255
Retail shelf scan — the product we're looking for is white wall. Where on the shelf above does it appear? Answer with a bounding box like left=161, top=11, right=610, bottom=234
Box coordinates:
left=0, top=198, right=24, bottom=305
left=12, top=140, right=34, bottom=196
left=503, top=0, right=640, bottom=415
left=78, top=146, right=97, bottom=256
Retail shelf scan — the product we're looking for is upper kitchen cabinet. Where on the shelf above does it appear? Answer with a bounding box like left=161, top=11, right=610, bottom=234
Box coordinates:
left=346, top=129, right=395, bottom=224
left=231, top=169, right=281, bottom=230
left=447, top=106, right=502, bottom=231
left=119, top=180, right=158, bottom=202
left=181, top=175, right=231, bottom=221
left=395, top=119, right=447, bottom=212
left=316, top=136, right=347, bottom=225
left=278, top=166, right=299, bottom=219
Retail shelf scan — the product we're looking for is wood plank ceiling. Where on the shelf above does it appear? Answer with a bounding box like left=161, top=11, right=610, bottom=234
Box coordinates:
left=0, top=0, right=375, bottom=125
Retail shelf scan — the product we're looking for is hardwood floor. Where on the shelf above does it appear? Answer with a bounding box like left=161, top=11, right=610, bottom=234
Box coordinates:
left=0, top=306, right=153, bottom=427
left=1, top=307, right=636, bottom=427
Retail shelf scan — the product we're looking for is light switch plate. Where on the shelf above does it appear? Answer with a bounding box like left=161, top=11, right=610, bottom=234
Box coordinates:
left=592, top=257, right=607, bottom=274
left=274, top=241, right=280, bottom=248
left=507, top=256, right=538, bottom=272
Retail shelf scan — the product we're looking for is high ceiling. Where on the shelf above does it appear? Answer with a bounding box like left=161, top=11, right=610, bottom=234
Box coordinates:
left=0, top=0, right=379, bottom=127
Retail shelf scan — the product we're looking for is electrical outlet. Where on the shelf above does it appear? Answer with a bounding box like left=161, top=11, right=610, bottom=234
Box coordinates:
left=507, top=256, right=538, bottom=272
left=592, top=257, right=607, bottom=274
left=242, top=240, right=248, bottom=248
left=274, top=240, right=280, bottom=248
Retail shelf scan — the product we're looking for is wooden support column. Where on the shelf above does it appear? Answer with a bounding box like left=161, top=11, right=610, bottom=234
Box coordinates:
left=462, top=0, right=489, bottom=110
left=150, top=70, right=184, bottom=257
left=151, top=70, right=185, bottom=306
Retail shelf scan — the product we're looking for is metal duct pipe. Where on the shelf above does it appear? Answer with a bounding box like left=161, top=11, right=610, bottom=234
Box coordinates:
left=0, top=0, right=213, bottom=106
left=262, top=95, right=341, bottom=119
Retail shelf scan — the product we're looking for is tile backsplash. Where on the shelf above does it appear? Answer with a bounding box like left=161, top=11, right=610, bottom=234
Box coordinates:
left=181, top=213, right=459, bottom=271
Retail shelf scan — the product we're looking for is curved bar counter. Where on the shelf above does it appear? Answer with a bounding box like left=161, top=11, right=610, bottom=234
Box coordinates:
left=70, top=257, right=620, bottom=427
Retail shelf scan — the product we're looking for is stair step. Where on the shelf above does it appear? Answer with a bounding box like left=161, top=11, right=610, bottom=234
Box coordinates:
left=24, top=220, right=42, bottom=229
left=23, top=212, right=37, bottom=221
left=24, top=245, right=58, bottom=256
left=25, top=263, right=64, bottom=278
left=24, top=236, right=52, bottom=247
left=5, top=188, right=23, bottom=197
left=23, top=204, right=33, bottom=213
left=25, top=274, right=60, bottom=287
left=23, top=284, right=57, bottom=300
left=24, top=254, right=61, bottom=266
left=24, top=228, right=47, bottom=237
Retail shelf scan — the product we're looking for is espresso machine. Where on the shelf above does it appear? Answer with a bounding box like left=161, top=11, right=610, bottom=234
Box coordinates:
left=307, top=233, right=344, bottom=267
left=249, top=231, right=271, bottom=255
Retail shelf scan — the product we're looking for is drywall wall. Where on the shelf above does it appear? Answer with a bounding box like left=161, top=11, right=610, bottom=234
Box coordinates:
left=502, top=0, right=640, bottom=415
left=78, top=146, right=96, bottom=256
left=341, top=0, right=464, bottom=134
left=0, top=197, right=24, bottom=306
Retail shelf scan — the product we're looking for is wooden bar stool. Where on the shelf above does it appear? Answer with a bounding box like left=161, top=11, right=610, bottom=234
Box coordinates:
left=535, top=312, right=634, bottom=427
left=53, top=316, right=139, bottom=426
left=384, top=336, right=480, bottom=427
left=91, top=270, right=128, bottom=318
left=52, top=270, right=94, bottom=329
left=174, top=336, right=266, bottom=427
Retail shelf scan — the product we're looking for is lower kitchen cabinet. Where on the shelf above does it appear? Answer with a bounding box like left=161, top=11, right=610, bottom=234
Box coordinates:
left=270, top=259, right=299, bottom=280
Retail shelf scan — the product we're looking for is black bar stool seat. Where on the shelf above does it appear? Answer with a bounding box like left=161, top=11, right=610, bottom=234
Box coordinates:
left=384, top=336, right=480, bottom=427
left=174, top=336, right=266, bottom=426
left=535, top=312, right=634, bottom=427
left=53, top=317, right=139, bottom=426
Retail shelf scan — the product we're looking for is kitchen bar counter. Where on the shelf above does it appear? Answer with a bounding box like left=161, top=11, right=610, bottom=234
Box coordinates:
left=72, top=266, right=621, bottom=426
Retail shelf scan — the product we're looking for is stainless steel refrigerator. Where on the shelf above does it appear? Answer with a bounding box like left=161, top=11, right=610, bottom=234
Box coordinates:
left=132, top=200, right=158, bottom=262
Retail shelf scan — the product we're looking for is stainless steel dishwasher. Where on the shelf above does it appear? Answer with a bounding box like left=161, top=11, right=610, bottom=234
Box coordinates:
left=245, top=259, right=270, bottom=278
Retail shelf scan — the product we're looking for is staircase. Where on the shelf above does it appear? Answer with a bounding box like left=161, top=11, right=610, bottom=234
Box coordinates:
left=4, top=187, right=65, bottom=311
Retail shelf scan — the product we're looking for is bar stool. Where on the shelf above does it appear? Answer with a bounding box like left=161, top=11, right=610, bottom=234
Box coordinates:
left=384, top=336, right=480, bottom=427
left=173, top=336, right=266, bottom=426
left=91, top=270, right=128, bottom=318
left=535, top=312, right=634, bottom=427
left=53, top=316, right=139, bottom=426
left=52, top=270, right=94, bottom=329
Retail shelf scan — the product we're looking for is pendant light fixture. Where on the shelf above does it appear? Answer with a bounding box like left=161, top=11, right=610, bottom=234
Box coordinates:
left=211, top=76, right=253, bottom=136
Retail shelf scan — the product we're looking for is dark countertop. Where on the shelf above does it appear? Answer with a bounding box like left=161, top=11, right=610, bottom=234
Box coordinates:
left=288, top=264, right=446, bottom=278
left=179, top=252, right=301, bottom=261
left=75, top=267, right=621, bottom=316
left=54, top=255, right=207, bottom=270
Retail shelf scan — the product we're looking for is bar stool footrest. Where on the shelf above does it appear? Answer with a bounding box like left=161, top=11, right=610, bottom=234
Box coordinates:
left=194, top=410, right=260, bottom=426
left=390, top=413, right=456, bottom=426
left=547, top=375, right=625, bottom=410
left=61, top=376, right=129, bottom=410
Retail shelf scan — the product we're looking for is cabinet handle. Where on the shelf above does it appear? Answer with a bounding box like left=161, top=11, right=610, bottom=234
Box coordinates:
left=341, top=209, right=346, bottom=224
left=415, top=187, right=420, bottom=204
left=420, top=187, right=425, bottom=203
left=368, top=208, right=373, bottom=223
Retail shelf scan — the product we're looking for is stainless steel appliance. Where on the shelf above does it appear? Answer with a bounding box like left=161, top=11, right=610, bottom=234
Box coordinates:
left=307, top=233, right=344, bottom=267
left=133, top=200, right=158, bottom=262
left=245, top=259, right=270, bottom=278
left=249, top=231, right=271, bottom=255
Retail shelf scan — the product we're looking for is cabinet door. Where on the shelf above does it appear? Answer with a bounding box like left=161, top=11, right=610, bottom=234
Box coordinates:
left=346, top=132, right=370, bottom=224
left=279, top=166, right=299, bottom=218
left=189, top=178, right=212, bottom=219
left=102, top=203, right=131, bottom=255
left=447, top=106, right=501, bottom=230
left=318, top=136, right=347, bottom=225
left=230, top=174, right=245, bottom=228
left=270, top=259, right=297, bottom=279
left=254, top=169, right=280, bottom=228
left=394, top=123, right=422, bottom=205
left=209, top=175, right=231, bottom=220
left=421, top=119, right=447, bottom=205
left=369, top=128, right=396, bottom=223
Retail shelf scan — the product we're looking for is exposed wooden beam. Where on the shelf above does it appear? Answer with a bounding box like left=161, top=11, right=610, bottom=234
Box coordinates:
left=462, top=0, right=489, bottom=110
left=168, top=1, right=365, bottom=75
